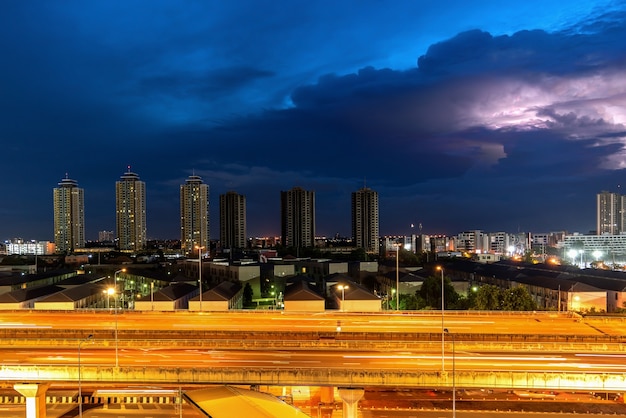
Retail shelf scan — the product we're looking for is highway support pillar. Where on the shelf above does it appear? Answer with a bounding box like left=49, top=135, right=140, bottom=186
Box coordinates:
left=319, top=386, right=334, bottom=404
left=14, top=383, right=50, bottom=418
left=338, top=387, right=364, bottom=418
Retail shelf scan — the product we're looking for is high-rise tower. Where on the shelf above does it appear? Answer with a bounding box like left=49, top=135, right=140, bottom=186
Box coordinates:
left=219, top=191, right=246, bottom=250
left=352, top=187, right=379, bottom=254
left=280, top=187, right=315, bottom=248
left=180, top=175, right=209, bottom=255
left=115, top=168, right=147, bottom=251
left=53, top=175, right=85, bottom=253
left=597, top=191, right=622, bottom=235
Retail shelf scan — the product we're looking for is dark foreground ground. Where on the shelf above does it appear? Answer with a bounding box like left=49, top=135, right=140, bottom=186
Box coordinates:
left=357, top=388, right=626, bottom=415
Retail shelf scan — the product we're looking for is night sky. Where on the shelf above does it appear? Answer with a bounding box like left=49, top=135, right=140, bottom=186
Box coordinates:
left=2, top=1, right=626, bottom=241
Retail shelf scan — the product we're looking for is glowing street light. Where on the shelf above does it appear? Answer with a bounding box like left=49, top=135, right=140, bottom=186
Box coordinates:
left=394, top=242, right=401, bottom=310
left=436, top=265, right=445, bottom=372
left=78, top=334, right=93, bottom=418
left=337, top=284, right=349, bottom=311
left=196, top=246, right=204, bottom=311
left=112, top=268, right=124, bottom=368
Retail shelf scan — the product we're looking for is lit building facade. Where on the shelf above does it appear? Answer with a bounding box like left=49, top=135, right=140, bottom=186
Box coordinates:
left=4, top=239, right=55, bottom=255
left=597, top=191, right=623, bottom=235
left=115, top=169, right=147, bottom=251
left=219, top=191, right=246, bottom=249
left=563, top=233, right=626, bottom=267
left=180, top=175, right=209, bottom=255
left=351, top=187, right=379, bottom=254
left=53, top=176, right=85, bottom=253
left=281, top=187, right=315, bottom=248
left=98, top=230, right=114, bottom=242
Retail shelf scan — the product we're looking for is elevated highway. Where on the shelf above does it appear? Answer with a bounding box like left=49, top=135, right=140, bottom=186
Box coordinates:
left=1, top=311, right=626, bottom=406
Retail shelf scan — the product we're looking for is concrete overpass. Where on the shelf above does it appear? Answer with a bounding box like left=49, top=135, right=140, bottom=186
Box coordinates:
left=1, top=310, right=626, bottom=417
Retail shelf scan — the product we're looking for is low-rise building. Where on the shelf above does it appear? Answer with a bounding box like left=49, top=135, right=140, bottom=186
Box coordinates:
left=134, top=282, right=198, bottom=311
left=283, top=279, right=325, bottom=312
left=189, top=281, right=243, bottom=311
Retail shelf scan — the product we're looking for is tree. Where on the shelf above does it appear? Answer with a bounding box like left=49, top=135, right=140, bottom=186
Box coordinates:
left=243, top=283, right=253, bottom=308
left=418, top=275, right=459, bottom=309
left=473, top=285, right=537, bottom=311
left=474, top=285, right=502, bottom=310
left=502, top=286, right=537, bottom=311
left=419, top=276, right=441, bottom=308
left=349, top=248, right=369, bottom=261
left=399, top=293, right=419, bottom=310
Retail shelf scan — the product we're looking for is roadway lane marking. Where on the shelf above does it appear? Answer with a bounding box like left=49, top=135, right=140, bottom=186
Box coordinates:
left=575, top=353, right=626, bottom=358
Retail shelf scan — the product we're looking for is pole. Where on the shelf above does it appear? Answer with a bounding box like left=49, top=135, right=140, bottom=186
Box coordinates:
left=197, top=246, right=204, bottom=311
left=78, top=334, right=93, bottom=418
left=452, top=332, right=456, bottom=418
left=114, top=293, right=118, bottom=368
left=113, top=270, right=124, bottom=368
left=338, top=285, right=348, bottom=311
left=395, top=244, right=400, bottom=310
left=444, top=328, right=455, bottom=418
left=440, top=267, right=445, bottom=372
left=150, top=281, right=154, bottom=311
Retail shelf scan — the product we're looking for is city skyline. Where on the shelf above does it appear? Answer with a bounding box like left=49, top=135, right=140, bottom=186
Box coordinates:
left=2, top=1, right=626, bottom=241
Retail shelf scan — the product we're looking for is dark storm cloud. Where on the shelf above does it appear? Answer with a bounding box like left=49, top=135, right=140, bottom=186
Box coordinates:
left=188, top=10, right=626, bottom=235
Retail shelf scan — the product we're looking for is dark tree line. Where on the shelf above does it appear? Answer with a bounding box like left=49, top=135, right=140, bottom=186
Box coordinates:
left=397, top=276, right=537, bottom=311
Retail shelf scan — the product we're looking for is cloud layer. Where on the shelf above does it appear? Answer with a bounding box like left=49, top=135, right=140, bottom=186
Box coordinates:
left=1, top=1, right=626, bottom=240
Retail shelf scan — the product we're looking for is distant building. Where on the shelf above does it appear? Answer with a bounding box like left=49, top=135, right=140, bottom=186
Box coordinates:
left=351, top=187, right=379, bottom=254
left=98, top=230, right=114, bottom=242
left=456, top=230, right=486, bottom=253
left=53, top=175, right=85, bottom=253
left=180, top=175, right=209, bottom=255
left=115, top=168, right=147, bottom=252
left=597, top=191, right=624, bottom=235
left=4, top=239, right=55, bottom=255
left=219, top=191, right=246, bottom=250
left=281, top=187, right=315, bottom=248
left=563, top=233, right=626, bottom=267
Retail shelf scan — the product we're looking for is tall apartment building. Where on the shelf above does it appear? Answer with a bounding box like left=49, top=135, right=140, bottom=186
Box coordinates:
left=351, top=187, right=379, bottom=254
left=53, top=175, right=85, bottom=253
left=115, top=169, right=147, bottom=251
left=281, top=187, right=315, bottom=248
left=219, top=191, right=246, bottom=249
left=180, top=175, right=209, bottom=255
left=597, top=191, right=623, bottom=235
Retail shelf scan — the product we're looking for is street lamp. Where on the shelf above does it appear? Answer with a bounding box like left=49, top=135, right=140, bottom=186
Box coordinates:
left=444, top=328, right=456, bottom=418
left=78, top=334, right=93, bottom=418
left=113, top=269, right=126, bottom=310
left=150, top=281, right=154, bottom=311
left=337, top=284, right=349, bottom=311
left=196, top=246, right=204, bottom=311
left=111, top=267, right=125, bottom=369
left=106, top=286, right=119, bottom=367
left=437, top=265, right=445, bottom=371
left=394, top=242, right=401, bottom=310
